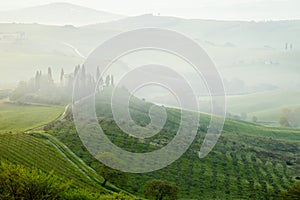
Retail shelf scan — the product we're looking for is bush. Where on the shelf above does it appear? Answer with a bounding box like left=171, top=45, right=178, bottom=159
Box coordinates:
left=0, top=162, right=70, bottom=199
left=0, top=162, right=136, bottom=200
left=144, top=179, right=179, bottom=200
left=279, top=181, right=300, bottom=200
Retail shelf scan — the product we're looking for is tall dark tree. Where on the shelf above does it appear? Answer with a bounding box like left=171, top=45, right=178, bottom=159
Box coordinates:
left=81, top=65, right=86, bottom=87
left=96, top=153, right=127, bottom=187
left=105, top=75, right=110, bottom=87
left=111, top=75, right=114, bottom=86
left=60, top=68, right=64, bottom=84
left=98, top=165, right=126, bottom=187
left=74, top=65, right=80, bottom=77
left=35, top=70, right=41, bottom=91
left=47, top=67, right=53, bottom=82
left=144, top=179, right=179, bottom=200
left=81, top=65, right=86, bottom=77
left=96, top=66, right=100, bottom=81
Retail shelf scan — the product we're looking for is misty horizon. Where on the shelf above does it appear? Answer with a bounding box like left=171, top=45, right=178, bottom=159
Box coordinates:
left=0, top=0, right=300, bottom=21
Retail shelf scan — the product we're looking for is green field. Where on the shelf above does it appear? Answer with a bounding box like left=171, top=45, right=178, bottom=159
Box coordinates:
left=0, top=101, right=64, bottom=133
left=44, top=88, right=300, bottom=199
left=0, top=132, right=107, bottom=192
left=226, top=90, right=300, bottom=124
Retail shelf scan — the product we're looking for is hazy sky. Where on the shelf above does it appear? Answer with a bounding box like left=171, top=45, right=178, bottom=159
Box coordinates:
left=0, top=0, right=300, bottom=20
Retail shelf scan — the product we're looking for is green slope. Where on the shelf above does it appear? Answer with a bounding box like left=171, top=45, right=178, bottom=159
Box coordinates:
left=227, top=90, right=300, bottom=124
left=0, top=101, right=64, bottom=133
left=46, top=88, right=300, bottom=199
left=0, top=132, right=107, bottom=193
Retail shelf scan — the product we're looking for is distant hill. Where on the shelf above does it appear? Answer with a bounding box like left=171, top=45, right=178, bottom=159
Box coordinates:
left=87, top=14, right=300, bottom=50
left=0, top=2, right=125, bottom=26
left=1, top=14, right=300, bottom=92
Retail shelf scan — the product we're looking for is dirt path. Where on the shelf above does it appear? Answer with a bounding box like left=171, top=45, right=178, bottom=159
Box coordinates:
left=62, top=42, right=86, bottom=59
left=42, top=133, right=105, bottom=185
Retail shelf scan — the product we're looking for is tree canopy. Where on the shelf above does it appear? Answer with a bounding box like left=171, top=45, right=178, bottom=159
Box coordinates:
left=144, top=179, right=179, bottom=200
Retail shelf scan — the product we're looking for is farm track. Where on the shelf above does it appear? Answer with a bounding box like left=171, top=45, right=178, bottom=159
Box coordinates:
left=22, top=103, right=106, bottom=186
left=42, top=133, right=104, bottom=185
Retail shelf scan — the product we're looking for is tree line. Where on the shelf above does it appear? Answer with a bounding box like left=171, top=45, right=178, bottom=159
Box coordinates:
left=10, top=65, right=115, bottom=105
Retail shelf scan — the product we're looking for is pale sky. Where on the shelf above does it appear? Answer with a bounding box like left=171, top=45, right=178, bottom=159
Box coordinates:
left=0, top=0, right=299, bottom=20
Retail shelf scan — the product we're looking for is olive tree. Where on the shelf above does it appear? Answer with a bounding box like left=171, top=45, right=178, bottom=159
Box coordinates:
left=144, top=179, right=179, bottom=200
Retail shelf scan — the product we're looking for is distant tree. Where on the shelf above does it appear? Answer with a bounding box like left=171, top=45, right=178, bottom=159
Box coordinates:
left=99, top=77, right=104, bottom=86
left=81, top=65, right=86, bottom=82
left=105, top=75, right=111, bottom=87
left=96, top=66, right=104, bottom=92
left=60, top=68, right=64, bottom=84
left=144, top=179, right=179, bottom=200
left=74, top=65, right=80, bottom=77
left=241, top=112, right=247, bottom=120
left=96, top=66, right=100, bottom=81
left=252, top=116, right=258, bottom=123
left=47, top=67, right=53, bottom=82
left=280, top=108, right=300, bottom=127
left=279, top=116, right=290, bottom=127
left=98, top=165, right=126, bottom=187
left=111, top=75, right=114, bottom=86
left=96, top=152, right=127, bottom=187
left=35, top=70, right=41, bottom=91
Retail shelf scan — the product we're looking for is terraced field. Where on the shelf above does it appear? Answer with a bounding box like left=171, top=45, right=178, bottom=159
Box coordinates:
left=0, top=132, right=108, bottom=193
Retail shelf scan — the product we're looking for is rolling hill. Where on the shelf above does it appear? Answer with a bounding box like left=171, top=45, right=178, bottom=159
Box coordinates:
left=0, top=100, right=64, bottom=133
left=45, top=87, right=300, bottom=199
left=0, top=13, right=300, bottom=125
left=0, top=2, right=125, bottom=26
left=226, top=90, right=300, bottom=124
left=1, top=14, right=300, bottom=91
left=87, top=14, right=300, bottom=50
left=0, top=100, right=137, bottom=199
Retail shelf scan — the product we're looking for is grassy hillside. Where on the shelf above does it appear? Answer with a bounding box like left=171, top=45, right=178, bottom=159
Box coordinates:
left=0, top=101, right=64, bottom=133
left=0, top=96, right=138, bottom=199
left=226, top=90, right=300, bottom=124
left=1, top=18, right=300, bottom=90
left=46, top=88, right=300, bottom=199
left=0, top=132, right=106, bottom=192
left=88, top=15, right=300, bottom=50
left=0, top=23, right=118, bottom=85
left=0, top=2, right=124, bottom=26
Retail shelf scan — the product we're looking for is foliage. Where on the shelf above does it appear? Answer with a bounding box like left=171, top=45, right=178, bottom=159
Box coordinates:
left=97, top=164, right=127, bottom=187
left=0, top=89, right=11, bottom=100
left=48, top=102, right=300, bottom=199
left=99, top=192, right=136, bottom=200
left=252, top=116, right=258, bottom=122
left=0, top=133, right=105, bottom=192
left=279, top=181, right=300, bottom=200
left=0, top=162, right=70, bottom=199
left=46, top=88, right=300, bottom=199
left=144, top=179, right=179, bottom=200
left=0, top=162, right=136, bottom=200
left=279, top=116, right=291, bottom=127
left=280, top=107, right=300, bottom=127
